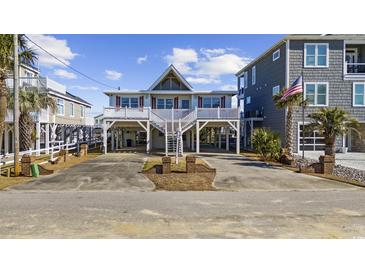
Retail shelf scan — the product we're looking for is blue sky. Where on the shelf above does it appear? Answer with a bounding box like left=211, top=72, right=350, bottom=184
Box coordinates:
left=29, top=34, right=285, bottom=114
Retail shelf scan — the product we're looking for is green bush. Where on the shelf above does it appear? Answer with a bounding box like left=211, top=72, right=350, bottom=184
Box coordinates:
left=252, top=128, right=281, bottom=161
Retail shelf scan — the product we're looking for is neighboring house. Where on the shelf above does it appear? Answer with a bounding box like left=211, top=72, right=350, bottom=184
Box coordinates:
left=236, top=34, right=365, bottom=153
left=2, top=63, right=93, bottom=155
left=99, top=65, right=240, bottom=154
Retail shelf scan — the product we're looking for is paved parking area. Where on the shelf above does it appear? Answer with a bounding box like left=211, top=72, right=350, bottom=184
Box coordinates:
left=8, top=153, right=154, bottom=192
left=200, top=154, right=354, bottom=191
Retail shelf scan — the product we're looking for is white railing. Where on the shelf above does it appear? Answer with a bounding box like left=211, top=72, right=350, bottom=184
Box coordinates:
left=180, top=109, right=197, bottom=131
left=103, top=107, right=149, bottom=119
left=150, top=109, right=167, bottom=131
left=346, top=63, right=365, bottom=74
left=197, top=108, right=239, bottom=119
left=0, top=141, right=77, bottom=168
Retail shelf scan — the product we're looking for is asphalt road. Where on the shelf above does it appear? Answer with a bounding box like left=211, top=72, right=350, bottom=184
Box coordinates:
left=1, top=190, right=365, bottom=238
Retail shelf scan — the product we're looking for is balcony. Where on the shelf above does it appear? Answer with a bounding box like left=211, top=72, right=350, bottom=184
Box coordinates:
left=345, top=44, right=365, bottom=78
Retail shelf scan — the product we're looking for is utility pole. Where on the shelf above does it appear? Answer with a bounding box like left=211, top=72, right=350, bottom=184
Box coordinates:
left=13, top=34, right=21, bottom=176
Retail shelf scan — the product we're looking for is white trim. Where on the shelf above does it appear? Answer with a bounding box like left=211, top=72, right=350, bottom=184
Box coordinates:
left=304, top=82, right=329, bottom=106
left=56, top=98, right=65, bottom=116
left=121, top=96, right=139, bottom=108
left=304, top=43, right=329, bottom=68
left=252, top=66, right=256, bottom=85
left=80, top=105, right=84, bottom=118
left=272, top=49, right=280, bottom=61
left=244, top=71, right=248, bottom=89
left=148, top=65, right=193, bottom=91
left=48, top=91, right=92, bottom=108
left=352, top=82, right=365, bottom=107
left=246, top=96, right=251, bottom=105
left=69, top=102, right=75, bottom=117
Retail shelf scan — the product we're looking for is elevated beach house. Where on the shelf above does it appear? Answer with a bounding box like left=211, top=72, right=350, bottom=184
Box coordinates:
left=99, top=65, right=240, bottom=155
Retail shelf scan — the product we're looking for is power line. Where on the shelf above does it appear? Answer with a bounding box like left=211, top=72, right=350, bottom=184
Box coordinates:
left=24, top=35, right=117, bottom=90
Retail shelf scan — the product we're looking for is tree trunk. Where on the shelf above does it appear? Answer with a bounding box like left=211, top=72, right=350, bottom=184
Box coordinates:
left=324, top=136, right=336, bottom=157
left=0, top=75, right=8, bottom=153
left=285, top=106, right=294, bottom=156
left=19, top=113, right=34, bottom=151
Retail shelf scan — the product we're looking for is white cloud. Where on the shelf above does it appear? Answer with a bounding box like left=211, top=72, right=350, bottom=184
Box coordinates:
left=71, top=85, right=99, bottom=91
left=164, top=48, right=251, bottom=85
left=220, top=84, right=237, bottom=90
left=165, top=48, right=198, bottom=73
left=53, top=69, right=77, bottom=79
left=28, top=34, right=77, bottom=68
left=105, top=70, right=123, bottom=80
left=137, top=55, right=148, bottom=64
left=186, top=77, right=221, bottom=85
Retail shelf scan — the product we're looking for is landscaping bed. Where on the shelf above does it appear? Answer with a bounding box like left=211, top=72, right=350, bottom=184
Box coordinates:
left=142, top=157, right=216, bottom=191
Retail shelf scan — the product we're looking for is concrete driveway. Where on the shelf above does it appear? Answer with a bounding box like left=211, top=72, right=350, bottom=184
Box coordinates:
left=8, top=153, right=154, bottom=192
left=200, top=154, right=354, bottom=191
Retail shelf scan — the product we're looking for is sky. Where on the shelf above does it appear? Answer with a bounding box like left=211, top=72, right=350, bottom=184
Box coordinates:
left=28, top=34, right=285, bottom=114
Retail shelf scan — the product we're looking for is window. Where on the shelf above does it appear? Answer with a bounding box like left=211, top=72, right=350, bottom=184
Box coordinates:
left=202, top=97, right=220, bottom=108
left=304, top=83, right=328, bottom=106
left=252, top=66, right=256, bottom=85
left=272, top=49, right=280, bottom=61
left=70, top=103, right=74, bottom=117
left=246, top=96, right=251, bottom=105
left=244, top=71, right=248, bottom=88
left=80, top=106, right=84, bottom=118
left=353, top=83, right=365, bottom=106
left=304, top=43, right=329, bottom=67
left=272, top=85, right=280, bottom=95
left=56, top=99, right=64, bottom=115
left=181, top=99, right=190, bottom=109
left=121, top=97, right=138, bottom=108
left=157, top=98, right=173, bottom=109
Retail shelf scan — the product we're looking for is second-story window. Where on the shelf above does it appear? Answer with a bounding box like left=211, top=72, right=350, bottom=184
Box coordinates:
left=272, top=49, right=280, bottom=61
left=56, top=98, right=64, bottom=116
left=203, top=97, right=220, bottom=108
left=252, top=66, right=256, bottom=85
left=80, top=106, right=84, bottom=118
left=304, top=43, right=329, bottom=67
left=304, top=82, right=328, bottom=106
left=244, top=71, right=248, bottom=88
left=70, top=103, right=74, bottom=117
left=246, top=96, right=251, bottom=105
left=272, top=85, right=280, bottom=95
left=353, top=83, right=365, bottom=106
left=121, top=97, right=138, bottom=108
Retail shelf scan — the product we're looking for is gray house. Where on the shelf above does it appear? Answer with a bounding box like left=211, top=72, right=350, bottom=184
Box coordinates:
left=236, top=34, right=365, bottom=153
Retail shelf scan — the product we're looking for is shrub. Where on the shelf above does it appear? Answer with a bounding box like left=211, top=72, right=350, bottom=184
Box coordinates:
left=252, top=128, right=281, bottom=161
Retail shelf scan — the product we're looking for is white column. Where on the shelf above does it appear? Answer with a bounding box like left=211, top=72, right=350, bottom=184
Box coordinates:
left=45, top=123, right=50, bottom=154
left=146, top=121, right=151, bottom=154
left=191, top=129, right=195, bottom=150
left=236, top=121, right=240, bottom=154
left=250, top=120, right=253, bottom=149
left=243, top=121, right=246, bottom=149
left=4, top=125, right=9, bottom=154
left=150, top=128, right=153, bottom=150
left=116, top=129, right=119, bottom=150
left=111, top=128, right=115, bottom=151
left=103, top=122, right=108, bottom=154
left=196, top=121, right=200, bottom=153
left=226, top=128, right=229, bottom=151
left=35, top=122, right=41, bottom=156
left=218, top=128, right=222, bottom=149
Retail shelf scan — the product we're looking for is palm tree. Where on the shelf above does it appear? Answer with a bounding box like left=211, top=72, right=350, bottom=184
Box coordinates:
left=8, top=88, right=56, bottom=151
left=306, top=107, right=360, bottom=157
left=273, top=89, right=303, bottom=156
left=0, top=34, right=37, bottom=152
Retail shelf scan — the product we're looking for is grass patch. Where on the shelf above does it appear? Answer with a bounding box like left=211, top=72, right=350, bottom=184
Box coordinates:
left=0, top=176, right=33, bottom=190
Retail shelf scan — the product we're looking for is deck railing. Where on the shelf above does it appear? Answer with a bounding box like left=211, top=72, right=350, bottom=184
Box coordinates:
left=103, top=107, right=149, bottom=119
left=346, top=63, right=365, bottom=74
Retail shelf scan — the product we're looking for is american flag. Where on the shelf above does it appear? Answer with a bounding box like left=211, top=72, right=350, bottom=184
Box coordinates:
left=280, top=76, right=303, bottom=101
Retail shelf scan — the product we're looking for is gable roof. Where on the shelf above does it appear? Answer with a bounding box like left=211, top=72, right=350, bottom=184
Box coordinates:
left=148, top=64, right=194, bottom=91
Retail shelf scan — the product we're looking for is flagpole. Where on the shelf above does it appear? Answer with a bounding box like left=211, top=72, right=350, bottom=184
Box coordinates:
left=301, top=75, right=305, bottom=160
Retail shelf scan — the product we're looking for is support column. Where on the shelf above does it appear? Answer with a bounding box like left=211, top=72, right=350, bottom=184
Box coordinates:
left=146, top=121, right=151, bottom=154
left=45, top=123, right=50, bottom=154
left=4, top=125, right=9, bottom=154
left=236, top=121, right=240, bottom=154
left=226, top=128, right=229, bottom=151
left=116, top=129, right=119, bottom=150
left=111, top=128, right=115, bottom=151
left=35, top=122, right=41, bottom=156
left=218, top=127, right=222, bottom=149
left=250, top=120, right=253, bottom=149
left=191, top=129, right=195, bottom=151
left=196, top=121, right=200, bottom=153
left=103, top=122, right=108, bottom=154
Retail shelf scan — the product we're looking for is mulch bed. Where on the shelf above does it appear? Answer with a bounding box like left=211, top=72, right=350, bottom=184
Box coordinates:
left=144, top=171, right=216, bottom=191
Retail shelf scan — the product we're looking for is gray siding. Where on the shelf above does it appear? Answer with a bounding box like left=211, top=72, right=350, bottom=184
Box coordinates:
left=243, top=42, right=287, bottom=144
left=289, top=40, right=365, bottom=152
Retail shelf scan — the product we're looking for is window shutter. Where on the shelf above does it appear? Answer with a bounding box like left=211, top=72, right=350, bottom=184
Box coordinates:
left=220, top=96, right=225, bottom=108
left=198, top=96, right=202, bottom=108
left=174, top=97, right=178, bottom=109
left=116, top=96, right=121, bottom=108
left=139, top=96, right=144, bottom=108
left=151, top=96, right=156, bottom=109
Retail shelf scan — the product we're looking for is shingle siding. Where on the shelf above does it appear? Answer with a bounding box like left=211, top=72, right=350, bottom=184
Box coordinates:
left=243, top=42, right=287, bottom=145
left=289, top=40, right=365, bottom=152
